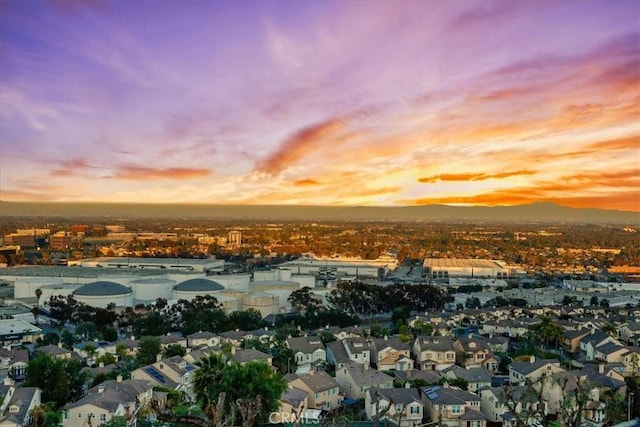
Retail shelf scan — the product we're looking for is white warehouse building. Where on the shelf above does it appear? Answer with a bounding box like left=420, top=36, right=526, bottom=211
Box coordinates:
left=422, top=258, right=514, bottom=281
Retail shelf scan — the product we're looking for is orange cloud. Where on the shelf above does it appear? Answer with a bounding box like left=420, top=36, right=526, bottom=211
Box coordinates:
left=293, top=178, right=320, bottom=186
left=586, top=135, right=640, bottom=151
left=406, top=167, right=640, bottom=211
left=418, top=170, right=536, bottom=183
left=113, top=166, right=211, bottom=181
left=405, top=191, right=639, bottom=212
left=49, top=157, right=95, bottom=177
left=255, top=118, right=348, bottom=175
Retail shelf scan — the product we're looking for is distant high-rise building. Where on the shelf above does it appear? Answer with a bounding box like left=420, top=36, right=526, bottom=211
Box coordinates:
left=228, top=230, right=242, bottom=247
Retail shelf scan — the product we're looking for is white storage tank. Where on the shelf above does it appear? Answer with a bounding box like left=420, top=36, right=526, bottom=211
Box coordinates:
left=14, top=277, right=63, bottom=299
left=216, top=295, right=240, bottom=313
left=73, top=281, right=134, bottom=308
left=130, top=278, right=175, bottom=301
left=211, top=274, right=251, bottom=290
left=242, top=292, right=279, bottom=318
left=173, top=278, right=225, bottom=300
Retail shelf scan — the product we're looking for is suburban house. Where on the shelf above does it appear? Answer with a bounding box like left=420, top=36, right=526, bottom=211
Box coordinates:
left=231, top=348, right=272, bottom=366
left=413, top=336, right=456, bottom=371
left=287, top=370, right=342, bottom=411
left=594, top=342, right=629, bottom=363
left=365, top=387, right=424, bottom=427
left=131, top=356, right=195, bottom=393
left=219, top=330, right=250, bottom=349
left=272, top=387, right=308, bottom=423
left=36, top=343, right=73, bottom=360
left=420, top=384, right=485, bottom=427
left=579, top=330, right=621, bottom=361
left=186, top=331, right=221, bottom=349
left=453, top=336, right=498, bottom=371
left=508, top=357, right=564, bottom=385
left=334, top=326, right=367, bottom=340
left=621, top=347, right=640, bottom=373
left=327, top=338, right=371, bottom=368
left=478, top=385, right=546, bottom=427
left=0, top=385, right=41, bottom=427
left=63, top=378, right=154, bottom=427
left=286, top=336, right=326, bottom=374
left=562, top=329, right=592, bottom=355
left=369, top=337, right=413, bottom=371
left=159, top=333, right=188, bottom=350
left=441, top=366, right=492, bottom=393
left=336, top=363, right=394, bottom=400
left=0, top=349, right=28, bottom=381
left=618, top=322, right=640, bottom=344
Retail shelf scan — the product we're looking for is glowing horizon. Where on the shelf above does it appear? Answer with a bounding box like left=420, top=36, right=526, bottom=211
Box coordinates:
left=1, top=1, right=639, bottom=211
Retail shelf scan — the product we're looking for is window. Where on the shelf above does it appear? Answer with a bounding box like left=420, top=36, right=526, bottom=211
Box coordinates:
left=477, top=353, right=485, bottom=360
left=411, top=406, right=420, bottom=414
left=100, top=414, right=107, bottom=422
left=446, top=353, right=454, bottom=360
left=64, top=412, right=70, bottom=420
left=451, top=405, right=462, bottom=414
left=476, top=421, right=482, bottom=427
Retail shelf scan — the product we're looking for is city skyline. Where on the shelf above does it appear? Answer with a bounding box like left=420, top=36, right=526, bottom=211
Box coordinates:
left=1, top=1, right=639, bottom=211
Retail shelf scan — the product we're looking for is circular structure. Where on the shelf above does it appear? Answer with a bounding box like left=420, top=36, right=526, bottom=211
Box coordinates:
left=242, top=292, right=279, bottom=318
left=173, top=277, right=225, bottom=300
left=130, top=278, right=175, bottom=301
left=73, top=281, right=133, bottom=308
left=216, top=295, right=240, bottom=313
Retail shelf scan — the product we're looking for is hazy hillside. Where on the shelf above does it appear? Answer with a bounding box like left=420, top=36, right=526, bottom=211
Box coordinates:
left=0, top=201, right=638, bottom=224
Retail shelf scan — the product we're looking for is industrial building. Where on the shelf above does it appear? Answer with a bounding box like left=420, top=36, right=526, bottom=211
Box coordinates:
left=422, top=258, right=520, bottom=282
left=2, top=262, right=316, bottom=318
left=68, top=257, right=225, bottom=273
left=280, top=256, right=397, bottom=280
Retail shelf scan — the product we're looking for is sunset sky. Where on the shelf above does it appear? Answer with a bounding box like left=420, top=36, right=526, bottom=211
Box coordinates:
left=1, top=1, right=639, bottom=211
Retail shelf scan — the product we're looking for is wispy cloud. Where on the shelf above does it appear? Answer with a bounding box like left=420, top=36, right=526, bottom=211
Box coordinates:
left=418, top=170, right=536, bottom=184
left=111, top=165, right=211, bottom=181
left=254, top=118, right=349, bottom=175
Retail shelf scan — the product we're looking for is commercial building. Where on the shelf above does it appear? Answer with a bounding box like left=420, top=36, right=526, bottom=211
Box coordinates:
left=422, top=258, right=517, bottom=282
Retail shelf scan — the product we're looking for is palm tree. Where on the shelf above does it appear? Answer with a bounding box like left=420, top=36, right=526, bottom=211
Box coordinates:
left=193, top=352, right=228, bottom=424
left=532, top=316, right=564, bottom=350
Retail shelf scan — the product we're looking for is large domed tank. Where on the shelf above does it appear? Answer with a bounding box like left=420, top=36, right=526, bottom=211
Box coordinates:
left=173, top=278, right=225, bottom=300
left=73, top=281, right=133, bottom=308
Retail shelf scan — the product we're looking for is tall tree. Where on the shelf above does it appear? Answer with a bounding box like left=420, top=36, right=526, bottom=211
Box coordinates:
left=136, top=336, right=162, bottom=365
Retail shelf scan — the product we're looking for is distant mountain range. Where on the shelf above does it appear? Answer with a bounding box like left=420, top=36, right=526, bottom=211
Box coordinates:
left=0, top=201, right=638, bottom=224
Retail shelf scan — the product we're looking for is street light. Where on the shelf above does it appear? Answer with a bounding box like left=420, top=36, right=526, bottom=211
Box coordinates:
left=629, top=391, right=634, bottom=421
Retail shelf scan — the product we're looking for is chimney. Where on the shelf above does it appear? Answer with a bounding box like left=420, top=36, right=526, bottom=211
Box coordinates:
left=530, top=355, right=536, bottom=363
left=384, top=335, right=388, bottom=341
left=98, top=385, right=105, bottom=394
left=99, top=362, right=104, bottom=368
left=58, top=342, right=62, bottom=349
left=364, top=363, right=369, bottom=370
left=442, top=381, right=449, bottom=388
left=156, top=354, right=162, bottom=362
left=117, top=375, right=123, bottom=383
left=3, top=377, right=14, bottom=386
left=598, top=364, right=605, bottom=374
